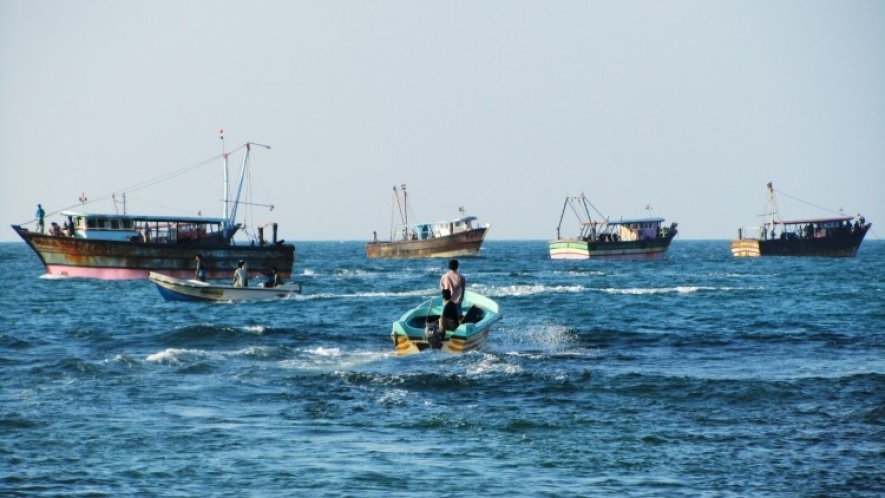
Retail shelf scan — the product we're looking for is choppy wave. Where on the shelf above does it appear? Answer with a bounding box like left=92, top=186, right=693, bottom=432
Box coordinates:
left=601, top=285, right=712, bottom=295
left=481, top=283, right=586, bottom=297
left=3, top=240, right=884, bottom=498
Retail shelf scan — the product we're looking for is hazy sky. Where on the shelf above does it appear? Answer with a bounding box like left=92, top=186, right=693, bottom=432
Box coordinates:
left=2, top=0, right=883, bottom=242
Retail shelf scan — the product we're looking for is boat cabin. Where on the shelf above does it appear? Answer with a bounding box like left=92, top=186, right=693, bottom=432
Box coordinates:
left=737, top=215, right=862, bottom=241
left=580, top=218, right=674, bottom=242
left=59, top=211, right=230, bottom=244
left=408, top=216, right=479, bottom=241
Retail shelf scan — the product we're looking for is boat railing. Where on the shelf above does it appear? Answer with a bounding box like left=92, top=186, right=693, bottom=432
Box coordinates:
left=737, top=220, right=861, bottom=241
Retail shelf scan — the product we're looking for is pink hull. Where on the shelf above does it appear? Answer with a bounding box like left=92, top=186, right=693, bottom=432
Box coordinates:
left=14, top=225, right=294, bottom=281
left=44, top=265, right=241, bottom=280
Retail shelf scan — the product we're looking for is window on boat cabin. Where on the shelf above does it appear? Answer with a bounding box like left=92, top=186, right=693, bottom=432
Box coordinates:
left=86, top=219, right=97, bottom=229
left=110, top=219, right=120, bottom=229
left=122, top=220, right=133, bottom=229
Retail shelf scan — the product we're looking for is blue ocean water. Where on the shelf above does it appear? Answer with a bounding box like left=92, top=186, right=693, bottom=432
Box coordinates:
left=1, top=240, right=883, bottom=497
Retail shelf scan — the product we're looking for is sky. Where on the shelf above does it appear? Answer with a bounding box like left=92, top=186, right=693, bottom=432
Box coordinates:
left=2, top=0, right=883, bottom=242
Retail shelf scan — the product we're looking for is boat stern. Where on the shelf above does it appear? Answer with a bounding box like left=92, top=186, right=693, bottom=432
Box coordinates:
left=730, top=239, right=761, bottom=257
left=391, top=333, right=423, bottom=356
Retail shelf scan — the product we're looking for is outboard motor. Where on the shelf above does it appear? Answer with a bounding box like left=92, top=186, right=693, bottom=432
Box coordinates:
left=424, top=322, right=444, bottom=349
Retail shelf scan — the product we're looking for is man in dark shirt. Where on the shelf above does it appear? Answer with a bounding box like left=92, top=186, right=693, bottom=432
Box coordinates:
left=440, top=288, right=460, bottom=335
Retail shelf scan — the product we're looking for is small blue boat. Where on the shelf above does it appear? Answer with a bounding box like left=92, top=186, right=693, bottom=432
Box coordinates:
left=391, top=290, right=502, bottom=355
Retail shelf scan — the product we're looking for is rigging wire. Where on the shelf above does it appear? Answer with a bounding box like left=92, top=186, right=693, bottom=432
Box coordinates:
left=773, top=188, right=847, bottom=217
left=19, top=143, right=267, bottom=228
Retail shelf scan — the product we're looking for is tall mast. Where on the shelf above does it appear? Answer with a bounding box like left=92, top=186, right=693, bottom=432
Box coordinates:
left=391, top=185, right=401, bottom=241
left=221, top=129, right=229, bottom=221
left=766, top=182, right=778, bottom=232
left=402, top=183, right=408, bottom=227
left=227, top=142, right=271, bottom=237
left=227, top=143, right=250, bottom=234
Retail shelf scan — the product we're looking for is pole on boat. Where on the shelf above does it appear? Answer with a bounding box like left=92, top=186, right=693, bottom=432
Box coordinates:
left=392, top=184, right=407, bottom=241
left=227, top=142, right=272, bottom=238
left=401, top=183, right=408, bottom=227
left=227, top=143, right=250, bottom=234
left=766, top=182, right=779, bottom=236
left=221, top=129, right=229, bottom=224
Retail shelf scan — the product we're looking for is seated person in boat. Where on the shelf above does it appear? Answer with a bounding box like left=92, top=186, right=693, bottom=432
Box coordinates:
left=439, top=288, right=461, bottom=335
left=261, top=267, right=282, bottom=288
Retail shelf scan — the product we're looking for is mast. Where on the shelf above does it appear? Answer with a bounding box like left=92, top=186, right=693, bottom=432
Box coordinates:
left=556, top=196, right=570, bottom=239
left=392, top=183, right=409, bottom=241
left=766, top=182, right=778, bottom=235
left=221, top=129, right=229, bottom=222
left=391, top=185, right=401, bottom=241
left=227, top=142, right=271, bottom=238
left=226, top=143, right=249, bottom=235
left=402, top=183, right=408, bottom=226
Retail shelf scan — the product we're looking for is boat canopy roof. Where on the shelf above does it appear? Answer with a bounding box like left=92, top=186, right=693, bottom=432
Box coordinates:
left=409, top=216, right=477, bottom=227
left=582, top=217, right=665, bottom=226
left=777, top=215, right=854, bottom=225
left=60, top=210, right=228, bottom=224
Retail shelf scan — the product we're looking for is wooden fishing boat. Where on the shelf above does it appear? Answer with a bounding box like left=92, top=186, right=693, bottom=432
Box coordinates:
left=549, top=194, right=677, bottom=260
left=730, top=182, right=871, bottom=257
left=11, top=140, right=295, bottom=279
left=366, top=184, right=490, bottom=259
left=391, top=290, right=502, bottom=356
left=149, top=271, right=301, bottom=302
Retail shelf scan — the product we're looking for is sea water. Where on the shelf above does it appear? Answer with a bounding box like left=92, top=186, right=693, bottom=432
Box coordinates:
left=1, top=240, right=883, bottom=497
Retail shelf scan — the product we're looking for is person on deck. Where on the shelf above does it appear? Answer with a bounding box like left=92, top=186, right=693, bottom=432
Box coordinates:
left=232, top=260, right=248, bottom=287
left=35, top=204, right=45, bottom=233
left=439, top=259, right=465, bottom=316
left=194, top=254, right=207, bottom=282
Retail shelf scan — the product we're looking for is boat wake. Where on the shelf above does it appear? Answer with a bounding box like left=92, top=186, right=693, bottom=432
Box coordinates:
left=473, top=283, right=585, bottom=297
left=601, top=286, right=715, bottom=295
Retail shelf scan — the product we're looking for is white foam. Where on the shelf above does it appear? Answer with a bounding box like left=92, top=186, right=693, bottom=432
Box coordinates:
left=38, top=273, right=68, bottom=280
left=145, top=348, right=217, bottom=364
left=600, top=286, right=711, bottom=295
left=475, top=284, right=585, bottom=297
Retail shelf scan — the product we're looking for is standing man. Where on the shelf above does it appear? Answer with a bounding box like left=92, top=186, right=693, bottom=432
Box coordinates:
left=232, top=260, right=248, bottom=287
left=439, top=259, right=465, bottom=315
left=35, top=204, right=45, bottom=233
left=194, top=254, right=207, bottom=282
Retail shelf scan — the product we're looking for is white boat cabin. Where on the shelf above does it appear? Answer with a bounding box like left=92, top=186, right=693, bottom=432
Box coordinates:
left=581, top=218, right=671, bottom=242
left=408, top=216, right=481, bottom=240
left=58, top=211, right=228, bottom=243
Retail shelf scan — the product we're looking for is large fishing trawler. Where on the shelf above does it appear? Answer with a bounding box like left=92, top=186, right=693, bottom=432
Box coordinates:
left=365, top=184, right=490, bottom=259
left=730, top=182, right=870, bottom=257
left=12, top=140, right=295, bottom=279
left=549, top=193, right=678, bottom=260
